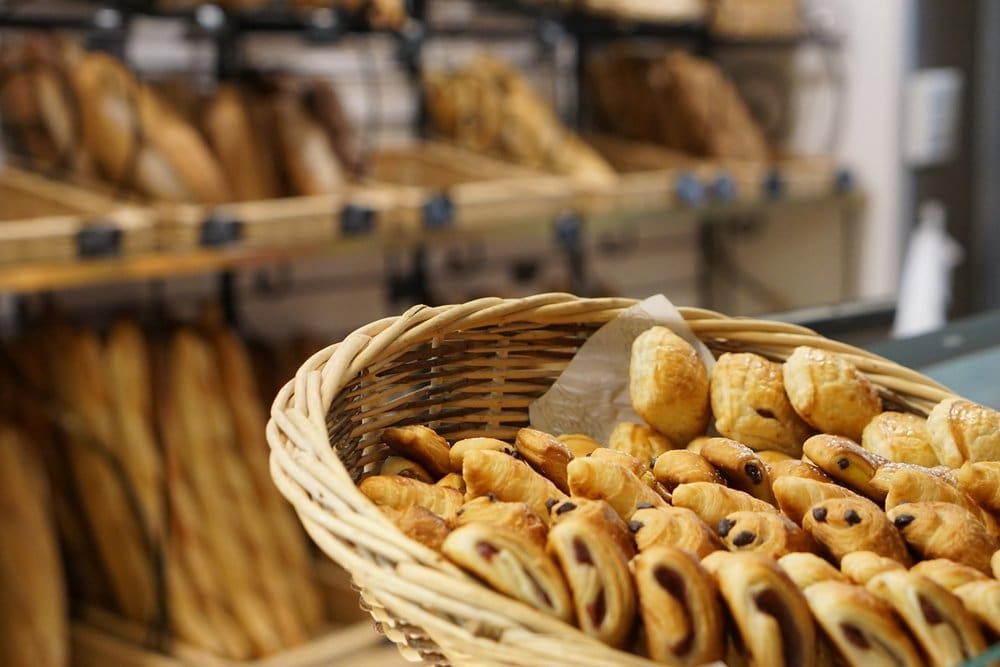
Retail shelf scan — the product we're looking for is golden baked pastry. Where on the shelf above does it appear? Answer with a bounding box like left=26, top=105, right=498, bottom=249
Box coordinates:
left=861, top=411, right=938, bottom=467
left=803, top=581, right=924, bottom=667
left=515, top=428, right=573, bottom=493
left=547, top=518, right=636, bottom=647
left=0, top=425, right=67, bottom=667
left=776, top=552, right=846, bottom=589
left=436, top=473, right=466, bottom=492
left=993, top=550, right=1000, bottom=580
left=557, top=433, right=602, bottom=458
left=379, top=456, right=434, bottom=483
left=956, top=461, right=1000, bottom=513
left=359, top=475, right=463, bottom=518
left=772, top=476, right=860, bottom=525
left=548, top=497, right=634, bottom=560
left=672, top=482, right=779, bottom=530
left=803, top=434, right=888, bottom=502
left=686, top=436, right=712, bottom=453
left=607, top=422, right=675, bottom=467
left=629, top=326, right=710, bottom=446
left=839, top=550, right=906, bottom=586
left=702, top=552, right=815, bottom=667
left=588, top=447, right=647, bottom=477
left=783, top=346, right=882, bottom=442
left=652, top=449, right=725, bottom=490
left=801, top=496, right=911, bottom=566
left=463, top=449, right=566, bottom=523
left=888, top=502, right=998, bottom=574
left=566, top=456, right=667, bottom=520
left=632, top=545, right=724, bottom=666
left=756, top=449, right=793, bottom=465
left=911, top=559, right=990, bottom=591
left=453, top=496, right=548, bottom=550
left=382, top=425, right=452, bottom=478
left=441, top=523, right=573, bottom=622
left=629, top=506, right=724, bottom=559
left=709, top=352, right=811, bottom=456
left=717, top=510, right=817, bottom=559
left=449, top=437, right=513, bottom=473
left=926, top=397, right=1000, bottom=466
left=952, top=579, right=1000, bottom=635
left=766, top=458, right=832, bottom=484
left=866, top=570, right=986, bottom=667
left=699, top=437, right=777, bottom=505
left=872, top=464, right=998, bottom=535
left=271, top=92, right=346, bottom=196
left=388, top=505, right=451, bottom=552
left=203, top=84, right=280, bottom=201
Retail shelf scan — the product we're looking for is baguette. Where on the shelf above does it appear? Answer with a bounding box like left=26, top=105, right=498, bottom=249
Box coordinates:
left=0, top=424, right=68, bottom=667
left=272, top=92, right=346, bottom=196
left=203, top=84, right=281, bottom=201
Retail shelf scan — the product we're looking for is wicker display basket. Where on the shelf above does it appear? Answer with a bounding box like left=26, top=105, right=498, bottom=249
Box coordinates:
left=266, top=293, right=957, bottom=666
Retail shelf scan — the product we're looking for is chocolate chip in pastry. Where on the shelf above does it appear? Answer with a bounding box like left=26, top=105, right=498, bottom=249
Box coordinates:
left=672, top=482, right=779, bottom=530
left=390, top=505, right=451, bottom=552
left=888, top=502, right=999, bottom=575
left=453, top=496, right=548, bottom=549
left=783, top=346, right=882, bottom=442
left=629, top=326, right=711, bottom=445
left=926, top=397, right=1000, bottom=467
left=862, top=411, right=939, bottom=467
left=702, top=551, right=816, bottom=667
left=717, top=510, right=817, bottom=559
left=449, top=437, right=513, bottom=473
left=802, top=497, right=911, bottom=566
left=699, top=437, right=777, bottom=505
left=515, top=428, right=574, bottom=494
left=872, top=464, right=998, bottom=535
left=956, top=461, right=1000, bottom=513
left=382, top=425, right=452, bottom=478
left=547, top=518, right=636, bottom=646
left=441, top=523, right=573, bottom=622
left=803, top=434, right=888, bottom=502
left=463, top=449, right=567, bottom=523
left=803, top=580, right=924, bottom=667
left=866, top=570, right=986, bottom=667
left=952, top=579, right=1000, bottom=636
left=436, top=472, right=466, bottom=492
left=710, top=352, right=812, bottom=456
left=767, top=458, right=832, bottom=484
left=911, top=559, right=990, bottom=591
left=777, top=552, right=847, bottom=590
left=379, top=455, right=434, bottom=483
left=772, top=476, right=861, bottom=525
left=608, top=421, right=675, bottom=468
left=566, top=456, right=667, bottom=520
left=632, top=545, right=724, bottom=666
left=359, top=474, right=463, bottom=518
left=548, top=497, right=634, bottom=560
left=839, top=550, right=906, bottom=586
left=557, top=433, right=602, bottom=458
left=652, top=449, right=725, bottom=491
left=629, top=506, right=724, bottom=559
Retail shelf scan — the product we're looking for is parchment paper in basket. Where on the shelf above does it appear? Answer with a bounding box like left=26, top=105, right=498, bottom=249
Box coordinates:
left=529, top=294, right=715, bottom=444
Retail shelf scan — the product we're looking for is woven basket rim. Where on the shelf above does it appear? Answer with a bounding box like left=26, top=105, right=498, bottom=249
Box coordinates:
left=266, top=293, right=958, bottom=666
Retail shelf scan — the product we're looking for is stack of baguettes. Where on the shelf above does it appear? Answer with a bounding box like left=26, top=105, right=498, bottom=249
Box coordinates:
left=424, top=55, right=617, bottom=184
left=2, top=318, right=328, bottom=660
left=0, top=35, right=361, bottom=204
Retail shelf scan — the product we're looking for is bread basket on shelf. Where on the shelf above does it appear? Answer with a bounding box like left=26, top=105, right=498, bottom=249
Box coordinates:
left=266, top=293, right=958, bottom=666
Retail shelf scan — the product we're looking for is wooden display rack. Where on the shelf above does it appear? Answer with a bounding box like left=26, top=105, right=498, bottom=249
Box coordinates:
left=0, top=168, right=156, bottom=265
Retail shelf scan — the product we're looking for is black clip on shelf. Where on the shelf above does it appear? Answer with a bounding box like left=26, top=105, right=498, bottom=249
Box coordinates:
left=76, top=219, right=123, bottom=259
left=422, top=192, right=455, bottom=230
left=340, top=203, right=375, bottom=237
left=200, top=213, right=243, bottom=247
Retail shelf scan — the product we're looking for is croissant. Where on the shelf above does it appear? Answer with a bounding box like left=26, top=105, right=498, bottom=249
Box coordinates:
left=717, top=511, right=817, bottom=559
left=566, top=456, right=667, bottom=520
left=382, top=425, right=452, bottom=478
left=839, top=550, right=906, bottom=586
left=926, top=397, right=1000, bottom=466
left=802, top=497, right=911, bottom=566
left=652, top=450, right=725, bottom=490
left=776, top=552, right=846, bottom=590
left=802, top=434, right=888, bottom=502
left=872, top=464, right=998, bottom=535
left=672, top=482, right=779, bottom=530
left=515, top=428, right=573, bottom=494
left=463, top=449, right=566, bottom=522
left=699, top=437, right=776, bottom=505
left=887, top=502, right=998, bottom=575
left=629, top=505, right=724, bottom=559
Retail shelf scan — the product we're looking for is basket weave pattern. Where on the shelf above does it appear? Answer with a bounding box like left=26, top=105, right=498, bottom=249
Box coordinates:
left=267, top=293, right=955, bottom=666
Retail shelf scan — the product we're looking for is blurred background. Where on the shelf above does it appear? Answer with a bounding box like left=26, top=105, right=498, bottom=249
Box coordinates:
left=1, top=1, right=999, bottom=665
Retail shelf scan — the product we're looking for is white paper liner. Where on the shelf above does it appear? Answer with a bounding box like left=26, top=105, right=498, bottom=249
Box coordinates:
left=529, top=294, right=715, bottom=443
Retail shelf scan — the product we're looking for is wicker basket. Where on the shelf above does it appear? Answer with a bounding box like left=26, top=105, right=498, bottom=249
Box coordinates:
left=266, top=293, right=956, bottom=666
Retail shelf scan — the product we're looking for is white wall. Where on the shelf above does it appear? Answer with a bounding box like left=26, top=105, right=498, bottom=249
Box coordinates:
left=830, top=0, right=911, bottom=301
